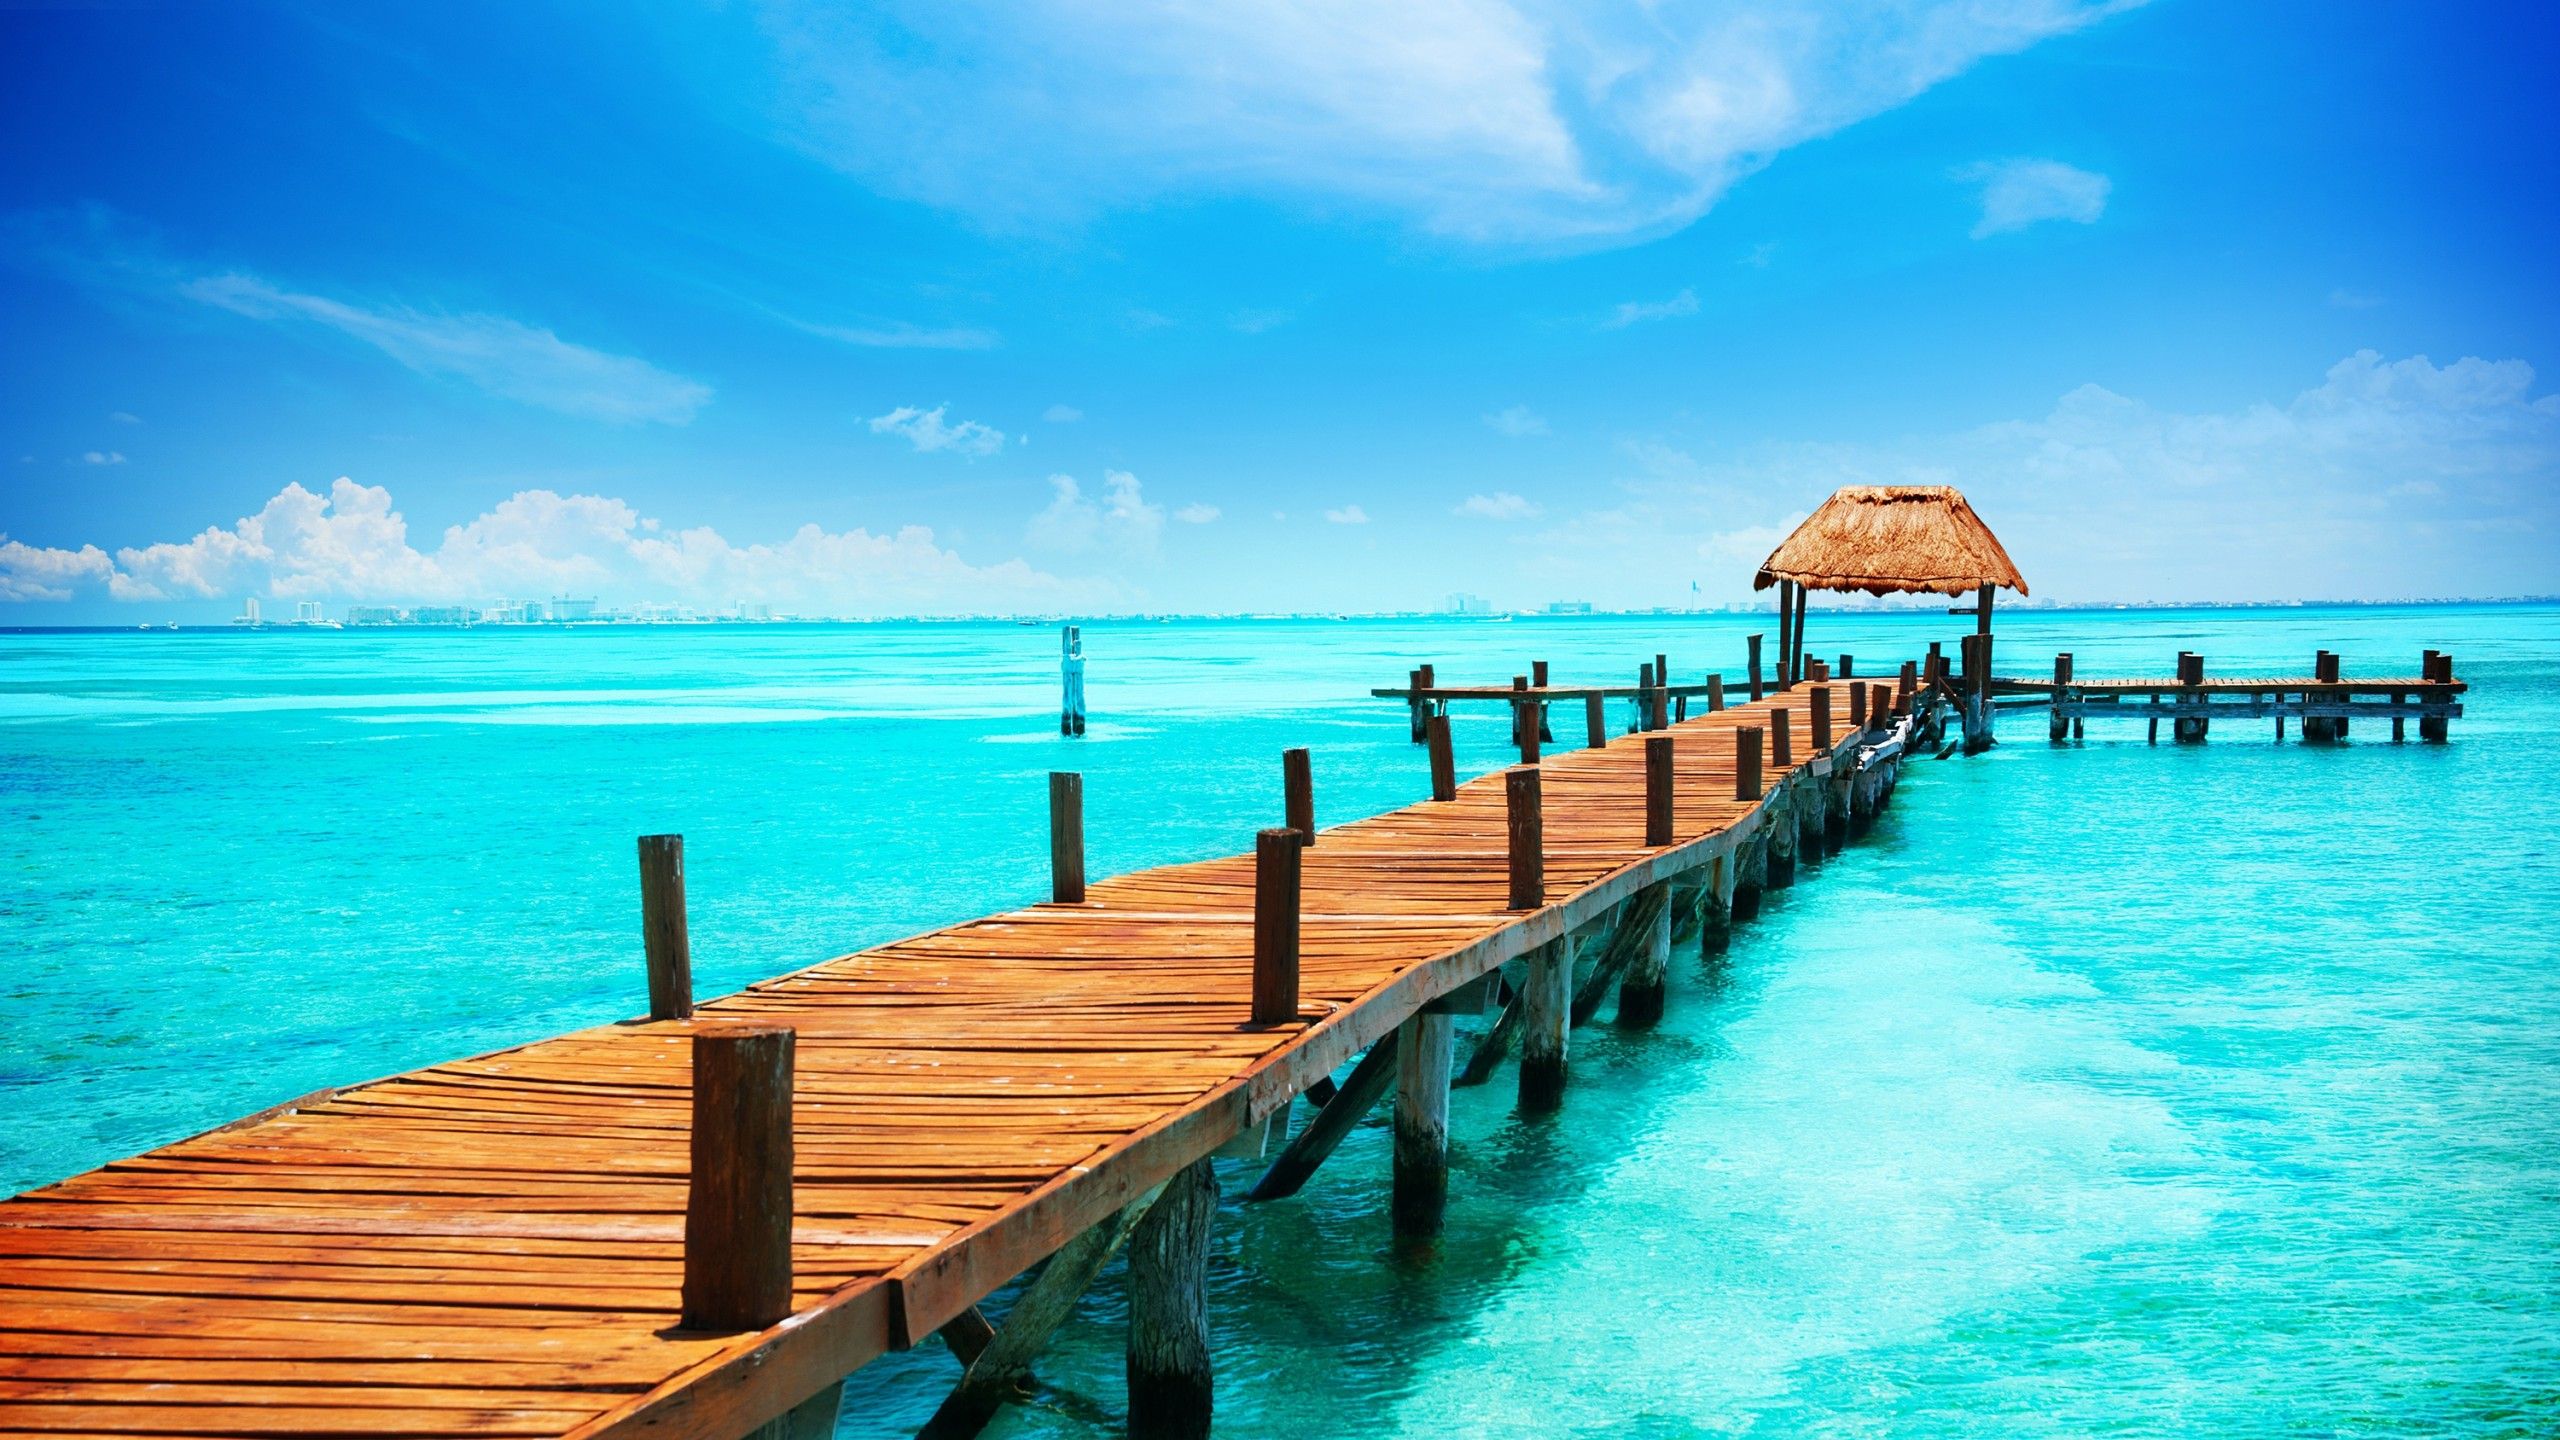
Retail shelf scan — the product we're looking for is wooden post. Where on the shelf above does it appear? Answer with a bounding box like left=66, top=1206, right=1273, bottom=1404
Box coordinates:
left=1059, top=624, right=1086, bottom=737
left=1654, top=653, right=1669, bottom=692
left=1847, top=680, right=1867, bottom=731
left=2307, top=650, right=2343, bottom=742
left=1805, top=658, right=1827, bottom=683
left=2421, top=652, right=2452, bottom=742
left=2050, top=653, right=2073, bottom=742
left=1048, top=773, right=1085, bottom=904
left=1838, top=654, right=1854, bottom=679
left=1518, top=936, right=1568, bottom=1112
left=1644, top=735, right=1675, bottom=846
left=1774, top=581, right=1794, bottom=689
left=1282, top=747, right=1314, bottom=847
left=1512, top=676, right=1540, bottom=763
left=1427, top=714, right=1456, bottom=801
left=638, top=834, right=693, bottom=1023
left=1706, top=674, right=1725, bottom=712
left=1252, top=829, right=1301, bottom=1027
left=1506, top=766, right=1543, bottom=910
left=1127, top=1156, right=1216, bottom=1440
left=1772, top=708, right=1793, bottom=769
left=1616, top=883, right=1673, bottom=1028
left=1789, top=586, right=1809, bottom=686
left=1736, top=725, right=1763, bottom=801
left=1650, top=683, right=1669, bottom=732
left=1393, top=1010, right=1454, bottom=1239
left=1898, top=661, right=1917, bottom=714
left=1531, top=660, right=1553, bottom=742
left=1584, top=692, right=1608, bottom=749
left=1810, top=683, right=1834, bottom=751
left=2176, top=651, right=2209, bottom=744
left=1636, top=662, right=1656, bottom=734
left=681, top=1024, right=795, bottom=1332
left=1405, top=667, right=1427, bottom=742
left=1869, top=683, right=1892, bottom=735
left=1748, top=634, right=1765, bottom=701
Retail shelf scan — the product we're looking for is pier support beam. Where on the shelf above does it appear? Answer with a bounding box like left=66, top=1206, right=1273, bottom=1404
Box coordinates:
left=1518, top=937, right=1569, bottom=1113
left=1127, top=1157, right=1216, bottom=1440
left=1392, top=1010, right=1455, bottom=1239
left=1615, top=883, right=1674, bottom=1027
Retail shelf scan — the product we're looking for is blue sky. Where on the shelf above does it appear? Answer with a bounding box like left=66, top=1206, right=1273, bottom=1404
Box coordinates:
left=3, top=0, right=2556, bottom=618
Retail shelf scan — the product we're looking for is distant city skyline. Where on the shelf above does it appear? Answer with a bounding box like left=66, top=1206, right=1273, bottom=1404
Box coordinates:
left=4, top=3, right=2557, bottom=621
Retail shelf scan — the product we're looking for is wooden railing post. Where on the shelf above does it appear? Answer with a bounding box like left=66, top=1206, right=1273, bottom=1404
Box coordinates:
left=638, top=834, right=693, bottom=1022
left=1644, top=735, right=1675, bottom=847
left=1505, top=766, right=1543, bottom=911
left=1530, top=661, right=1553, bottom=743
left=1847, top=678, right=1868, bottom=731
left=1584, top=692, right=1607, bottom=749
left=1772, top=708, right=1793, bottom=770
left=1838, top=654, right=1855, bottom=679
left=1706, top=673, right=1725, bottom=712
left=1048, top=773, right=1085, bottom=904
left=681, top=1024, right=795, bottom=1332
left=1426, top=714, right=1456, bottom=801
left=1511, top=676, right=1540, bottom=763
left=1282, top=747, right=1314, bottom=847
left=1869, top=683, right=1892, bottom=735
left=1736, top=726, right=1763, bottom=801
left=1251, top=828, right=1302, bottom=1027
left=1897, top=660, right=1918, bottom=715
left=1811, top=683, right=1834, bottom=752
left=1636, top=662, right=1656, bottom=734
left=1748, top=634, right=1765, bottom=702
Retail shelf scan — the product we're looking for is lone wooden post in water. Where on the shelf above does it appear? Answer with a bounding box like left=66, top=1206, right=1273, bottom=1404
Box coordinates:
left=1059, top=624, right=1086, bottom=737
left=1426, top=715, right=1456, bottom=801
left=2176, top=652, right=2209, bottom=744
left=2421, top=651, right=2454, bottom=743
left=1736, top=725, right=1763, bottom=801
left=638, top=834, right=694, bottom=1022
left=1282, top=747, right=1314, bottom=847
left=1251, top=829, right=1302, bottom=1027
left=1048, top=773, right=1085, bottom=904
left=1393, top=1008, right=1454, bottom=1239
left=681, top=1024, right=795, bottom=1332
left=2051, top=653, right=2073, bottom=742
left=1645, top=735, right=1675, bottom=846
left=1128, top=1156, right=1216, bottom=1440
left=1506, top=766, right=1544, bottom=911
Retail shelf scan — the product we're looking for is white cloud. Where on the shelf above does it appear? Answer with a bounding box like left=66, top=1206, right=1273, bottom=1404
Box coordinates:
left=1324, top=504, right=1370, bottom=524
left=1601, top=288, right=1698, bottom=329
left=182, top=273, right=711, bottom=424
left=81, top=451, right=126, bottom=466
left=1960, top=158, right=2110, bottom=238
left=1, top=477, right=1092, bottom=614
left=1230, top=308, right=1292, bottom=335
left=1174, top=503, right=1221, bottom=524
left=1485, top=404, right=1549, bottom=437
left=1044, top=403, right=1084, bottom=423
left=1027, top=470, right=1166, bottom=555
left=786, top=316, right=1000, bottom=350
left=108, top=411, right=140, bottom=425
left=867, top=403, right=1006, bottom=456
left=1458, top=491, right=1542, bottom=521
left=2328, top=288, right=2383, bottom=310
left=748, top=1, right=2140, bottom=245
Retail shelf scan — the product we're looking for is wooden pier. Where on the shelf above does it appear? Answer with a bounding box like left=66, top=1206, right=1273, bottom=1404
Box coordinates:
left=0, top=665, right=1933, bottom=1440
left=1995, top=648, right=2466, bottom=743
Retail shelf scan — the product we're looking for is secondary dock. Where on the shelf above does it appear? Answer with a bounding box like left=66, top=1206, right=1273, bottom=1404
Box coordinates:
left=0, top=669, right=1926, bottom=1440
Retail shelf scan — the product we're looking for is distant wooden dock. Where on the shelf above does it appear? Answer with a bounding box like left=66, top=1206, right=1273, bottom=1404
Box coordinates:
left=0, top=666, right=1928, bottom=1439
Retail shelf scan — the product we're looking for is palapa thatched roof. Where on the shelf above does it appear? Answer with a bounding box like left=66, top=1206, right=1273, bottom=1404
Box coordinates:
left=1754, top=485, right=2027, bottom=598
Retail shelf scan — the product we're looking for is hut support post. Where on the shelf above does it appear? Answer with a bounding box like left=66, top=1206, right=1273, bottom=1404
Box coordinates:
left=1790, top=585, right=1809, bottom=686
left=1127, top=1157, right=1216, bottom=1440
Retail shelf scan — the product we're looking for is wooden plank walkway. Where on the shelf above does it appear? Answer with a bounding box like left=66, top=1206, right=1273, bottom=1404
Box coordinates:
left=0, top=677, right=1905, bottom=1440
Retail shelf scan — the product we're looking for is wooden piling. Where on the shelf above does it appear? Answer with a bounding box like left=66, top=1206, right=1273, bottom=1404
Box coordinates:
left=1898, top=661, right=1917, bottom=713
left=1531, top=661, right=1554, bottom=742
left=1811, top=684, right=1834, bottom=751
left=1392, top=1010, right=1454, bottom=1239
left=1707, top=673, right=1726, bottom=712
left=1869, top=683, right=1891, bottom=735
left=1788, top=585, right=1809, bottom=687
left=1774, top=582, right=1794, bottom=689
left=1511, top=676, right=1541, bottom=763
left=1847, top=680, right=1867, bottom=730
left=1506, top=766, right=1544, bottom=910
left=1616, top=883, right=1673, bottom=1028
left=1838, top=655, right=1854, bottom=679
left=1748, top=634, right=1765, bottom=701
left=638, top=834, right=693, bottom=1023
left=1047, top=773, right=1085, bottom=904
left=1583, top=692, right=1607, bottom=749
left=1427, top=715, right=1456, bottom=802
left=1636, top=662, right=1656, bottom=733
left=2175, top=652, right=2209, bottom=743
left=680, top=1024, right=795, bottom=1332
left=1805, top=658, right=1828, bottom=683
left=1518, top=936, right=1568, bottom=1112
left=1772, top=709, right=1793, bottom=769
left=1251, top=829, right=1301, bottom=1027
left=1645, top=735, right=1675, bottom=846
left=2421, top=652, right=2452, bottom=742
left=1127, top=1156, right=1216, bottom=1440
left=1405, top=668, right=1426, bottom=742
left=1282, top=747, right=1314, bottom=847
left=1059, top=624, right=1087, bottom=737
left=2050, top=653, right=2073, bottom=742
left=1736, top=725, right=1763, bottom=801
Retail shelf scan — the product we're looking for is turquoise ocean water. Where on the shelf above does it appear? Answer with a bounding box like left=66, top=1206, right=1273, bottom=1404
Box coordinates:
left=3, top=605, right=2554, bottom=1436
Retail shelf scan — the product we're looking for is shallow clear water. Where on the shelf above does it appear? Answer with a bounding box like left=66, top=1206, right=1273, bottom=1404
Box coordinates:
left=4, top=606, right=2554, bottom=1437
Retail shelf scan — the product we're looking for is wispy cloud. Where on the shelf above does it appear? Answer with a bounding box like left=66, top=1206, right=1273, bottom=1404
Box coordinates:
left=0, top=478, right=1094, bottom=613
left=749, top=1, right=2140, bottom=245
left=1601, top=288, right=1697, bottom=329
left=786, top=315, right=1000, bottom=350
left=1230, top=308, right=1293, bottom=335
left=1174, top=502, right=1220, bottom=524
left=867, top=403, right=1006, bottom=456
left=1043, top=403, right=1084, bottom=423
left=107, top=411, right=140, bottom=425
left=1485, top=404, right=1549, bottom=437
left=1027, top=470, right=1166, bottom=555
left=1324, top=504, right=1370, bottom=524
left=1458, top=491, right=1541, bottom=521
left=1959, top=158, right=2111, bottom=238
left=2328, top=288, right=2384, bottom=310
left=80, top=451, right=126, bottom=466
left=181, top=273, right=712, bottom=423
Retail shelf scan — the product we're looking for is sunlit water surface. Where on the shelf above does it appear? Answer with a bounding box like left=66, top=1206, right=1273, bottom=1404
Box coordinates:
left=3, top=606, right=2553, bottom=1437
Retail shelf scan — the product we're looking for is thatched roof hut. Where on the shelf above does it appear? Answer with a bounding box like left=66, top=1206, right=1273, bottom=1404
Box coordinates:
left=1754, top=485, right=2027, bottom=598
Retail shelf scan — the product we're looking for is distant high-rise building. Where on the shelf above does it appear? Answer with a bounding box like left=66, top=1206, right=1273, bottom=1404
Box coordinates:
left=1446, top=592, right=1492, bottom=615
left=295, top=600, right=324, bottom=623
left=232, top=597, right=262, bottom=626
